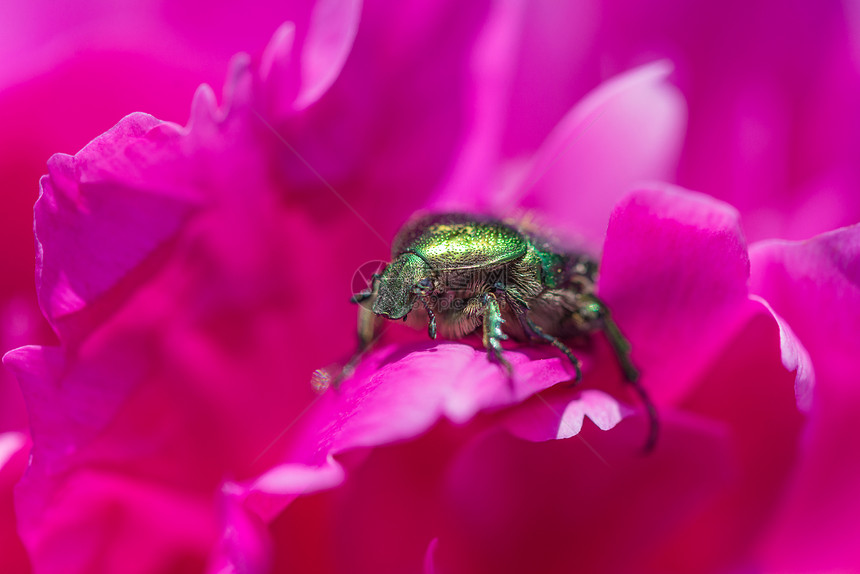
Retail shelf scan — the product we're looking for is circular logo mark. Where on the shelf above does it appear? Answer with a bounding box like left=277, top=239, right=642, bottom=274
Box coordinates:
left=351, top=259, right=388, bottom=309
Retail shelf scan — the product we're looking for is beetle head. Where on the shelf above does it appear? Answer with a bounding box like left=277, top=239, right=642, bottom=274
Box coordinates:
left=373, top=253, right=432, bottom=320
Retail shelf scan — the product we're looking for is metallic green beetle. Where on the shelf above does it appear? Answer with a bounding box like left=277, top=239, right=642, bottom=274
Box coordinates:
left=347, top=212, right=657, bottom=450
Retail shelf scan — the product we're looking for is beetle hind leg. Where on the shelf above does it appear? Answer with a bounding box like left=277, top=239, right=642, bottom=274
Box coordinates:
left=587, top=294, right=659, bottom=452
left=524, top=317, right=583, bottom=384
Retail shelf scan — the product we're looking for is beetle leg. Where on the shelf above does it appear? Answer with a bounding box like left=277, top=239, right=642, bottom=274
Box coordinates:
left=420, top=297, right=437, bottom=339
left=328, top=274, right=384, bottom=390
left=524, top=316, right=583, bottom=384
left=350, top=272, right=383, bottom=304
left=588, top=297, right=638, bottom=382
left=481, top=292, right=512, bottom=376
left=586, top=294, right=658, bottom=452
left=353, top=274, right=384, bottom=351
left=493, top=281, right=530, bottom=315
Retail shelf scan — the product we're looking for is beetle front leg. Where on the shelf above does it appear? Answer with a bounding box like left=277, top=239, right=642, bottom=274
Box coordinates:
left=328, top=275, right=384, bottom=390
left=419, top=297, right=438, bottom=339
left=481, top=292, right=513, bottom=376
left=354, top=273, right=383, bottom=352
left=350, top=272, right=382, bottom=305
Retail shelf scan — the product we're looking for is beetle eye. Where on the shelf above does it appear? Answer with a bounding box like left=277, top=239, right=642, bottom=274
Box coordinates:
left=416, top=278, right=433, bottom=293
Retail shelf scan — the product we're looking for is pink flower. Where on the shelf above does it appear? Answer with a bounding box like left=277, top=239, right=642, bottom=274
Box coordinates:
left=2, top=1, right=859, bottom=573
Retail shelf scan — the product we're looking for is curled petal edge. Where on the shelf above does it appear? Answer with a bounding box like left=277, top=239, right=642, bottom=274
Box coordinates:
left=749, top=295, right=815, bottom=412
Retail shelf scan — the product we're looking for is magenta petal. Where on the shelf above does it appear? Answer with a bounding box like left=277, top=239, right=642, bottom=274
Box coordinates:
left=241, top=342, right=577, bottom=517
left=435, top=415, right=732, bottom=574
left=207, top=487, right=272, bottom=574
left=599, top=184, right=753, bottom=404
left=749, top=224, right=860, bottom=572
left=503, top=389, right=633, bottom=442
left=19, top=471, right=218, bottom=574
left=259, top=21, right=297, bottom=110
left=264, top=413, right=731, bottom=573
left=0, top=432, right=26, bottom=472
left=750, top=296, right=815, bottom=412
left=35, top=113, right=198, bottom=334
left=296, top=0, right=362, bottom=110
left=266, top=423, right=475, bottom=573
left=424, top=538, right=440, bottom=574
left=260, top=0, right=361, bottom=116
left=658, top=302, right=806, bottom=571
left=3, top=345, right=134, bottom=477
left=316, top=342, right=576, bottom=450
left=750, top=224, right=859, bottom=402
left=504, top=61, right=686, bottom=248
left=0, top=432, right=30, bottom=574
left=425, top=0, right=522, bottom=208
left=0, top=296, right=41, bottom=434
left=242, top=459, right=345, bottom=522
left=249, top=460, right=345, bottom=498
left=272, top=0, right=522, bottom=242
left=3, top=339, right=239, bottom=572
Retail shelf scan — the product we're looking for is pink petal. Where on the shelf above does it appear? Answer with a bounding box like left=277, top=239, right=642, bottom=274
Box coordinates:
left=650, top=302, right=807, bottom=572
left=498, top=1, right=601, bottom=159
left=259, top=0, right=362, bottom=116
left=433, top=415, right=732, bottom=574
left=240, top=458, right=346, bottom=522
left=0, top=0, right=304, bottom=92
left=750, top=296, right=815, bottom=412
left=35, top=113, right=199, bottom=337
left=426, top=0, right=523, bottom=205
left=240, top=341, right=579, bottom=518
left=273, top=0, right=523, bottom=243
left=424, top=538, right=440, bottom=574
left=496, top=61, right=686, bottom=248
left=679, top=10, right=860, bottom=243
left=2, top=344, right=126, bottom=482
left=267, top=423, right=473, bottom=573
left=599, top=184, right=754, bottom=404
left=749, top=224, right=860, bottom=572
left=268, top=413, right=731, bottom=574
left=0, top=39, right=243, bottom=369
left=207, top=487, right=272, bottom=574
left=568, top=0, right=860, bottom=242
left=29, top=51, right=359, bottom=396
left=0, top=432, right=31, bottom=574
left=20, top=471, right=218, bottom=574
left=327, top=342, right=576, bottom=444
left=3, top=337, right=269, bottom=571
left=0, top=296, right=43, bottom=434
left=313, top=341, right=578, bottom=455
left=503, top=389, right=633, bottom=442
left=0, top=432, right=26, bottom=471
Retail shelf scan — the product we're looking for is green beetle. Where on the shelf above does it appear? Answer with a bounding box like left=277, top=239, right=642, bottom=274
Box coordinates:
left=347, top=212, right=657, bottom=450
